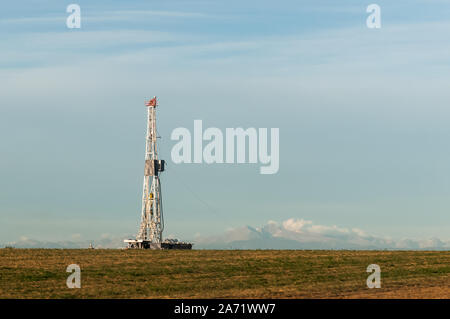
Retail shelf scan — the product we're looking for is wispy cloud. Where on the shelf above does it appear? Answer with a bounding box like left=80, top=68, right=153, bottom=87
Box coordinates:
left=3, top=20, right=450, bottom=74
left=0, top=10, right=209, bottom=26
left=89, top=10, right=209, bottom=20
left=0, top=16, right=64, bottom=25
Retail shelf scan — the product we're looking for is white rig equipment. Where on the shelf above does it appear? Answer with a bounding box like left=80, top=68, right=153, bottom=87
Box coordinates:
left=125, top=96, right=165, bottom=249
left=124, top=97, right=192, bottom=250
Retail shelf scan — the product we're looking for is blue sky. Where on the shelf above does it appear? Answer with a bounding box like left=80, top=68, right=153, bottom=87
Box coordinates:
left=1, top=1, right=450, bottom=245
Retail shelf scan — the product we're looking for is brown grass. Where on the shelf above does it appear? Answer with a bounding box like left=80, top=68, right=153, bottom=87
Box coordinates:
left=0, top=249, right=448, bottom=298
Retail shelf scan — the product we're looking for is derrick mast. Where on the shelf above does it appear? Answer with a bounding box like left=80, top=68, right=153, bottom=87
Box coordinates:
left=125, top=97, right=165, bottom=249
left=124, top=96, right=191, bottom=250
left=137, top=96, right=164, bottom=243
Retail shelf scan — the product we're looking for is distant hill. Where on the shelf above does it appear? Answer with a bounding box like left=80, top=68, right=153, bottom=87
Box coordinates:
left=3, top=219, right=450, bottom=250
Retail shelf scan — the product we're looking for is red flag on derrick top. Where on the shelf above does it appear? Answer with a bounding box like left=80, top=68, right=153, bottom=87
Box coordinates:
left=145, top=97, right=157, bottom=107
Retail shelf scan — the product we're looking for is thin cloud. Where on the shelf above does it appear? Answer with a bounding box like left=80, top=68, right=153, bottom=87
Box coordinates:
left=0, top=16, right=64, bottom=25
left=0, top=10, right=210, bottom=26
left=91, top=10, right=209, bottom=20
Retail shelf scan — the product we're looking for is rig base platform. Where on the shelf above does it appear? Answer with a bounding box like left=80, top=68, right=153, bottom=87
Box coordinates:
left=124, top=239, right=193, bottom=250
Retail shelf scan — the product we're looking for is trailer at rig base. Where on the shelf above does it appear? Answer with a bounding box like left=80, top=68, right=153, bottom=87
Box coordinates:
left=124, top=96, right=192, bottom=250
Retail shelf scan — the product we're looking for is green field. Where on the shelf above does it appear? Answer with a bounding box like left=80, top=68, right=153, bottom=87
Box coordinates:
left=0, top=249, right=449, bottom=298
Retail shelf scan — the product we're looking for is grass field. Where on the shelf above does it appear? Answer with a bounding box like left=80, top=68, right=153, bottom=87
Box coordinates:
left=0, top=249, right=449, bottom=298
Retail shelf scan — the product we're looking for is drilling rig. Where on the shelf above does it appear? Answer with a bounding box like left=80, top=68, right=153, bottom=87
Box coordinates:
left=124, top=97, right=192, bottom=249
